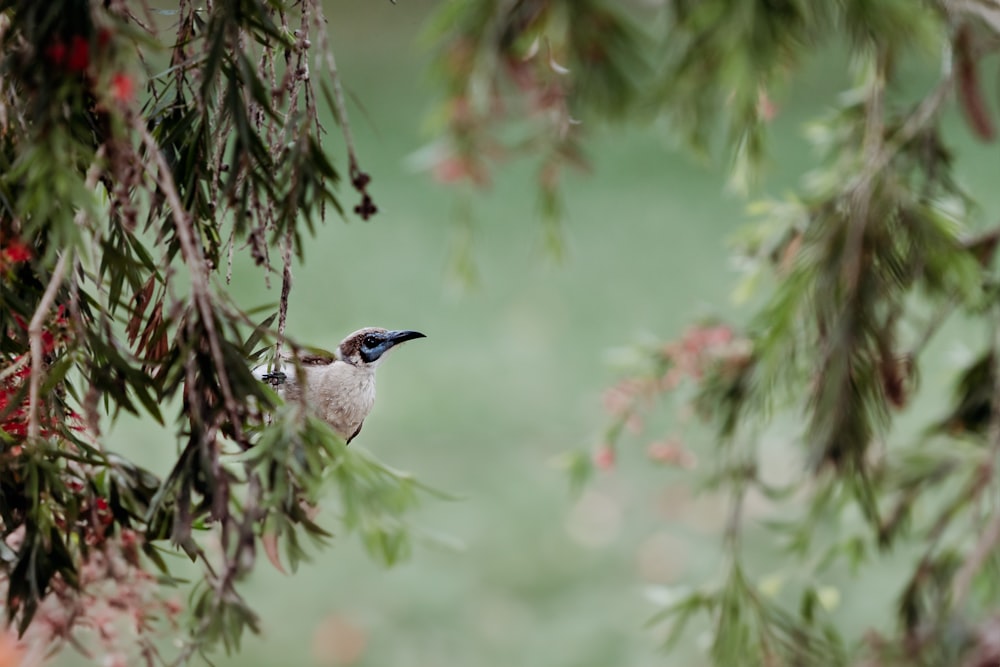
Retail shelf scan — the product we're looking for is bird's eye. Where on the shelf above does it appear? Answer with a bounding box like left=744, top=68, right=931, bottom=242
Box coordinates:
left=363, top=335, right=380, bottom=348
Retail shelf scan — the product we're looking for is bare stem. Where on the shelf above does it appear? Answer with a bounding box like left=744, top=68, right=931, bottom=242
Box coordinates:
left=27, top=251, right=70, bottom=440
left=277, top=228, right=294, bottom=347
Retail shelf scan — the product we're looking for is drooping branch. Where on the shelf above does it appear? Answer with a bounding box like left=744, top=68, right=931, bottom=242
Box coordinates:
left=135, top=121, right=244, bottom=442
left=26, top=150, right=105, bottom=440
left=311, top=0, right=377, bottom=218
left=26, top=250, right=69, bottom=441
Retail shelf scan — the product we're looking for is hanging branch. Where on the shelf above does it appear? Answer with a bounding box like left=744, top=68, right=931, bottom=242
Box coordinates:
left=0, top=1, right=434, bottom=662
left=25, top=148, right=105, bottom=440
left=276, top=228, right=294, bottom=347
left=841, top=48, right=888, bottom=291
left=26, top=251, right=69, bottom=441
left=136, top=122, right=244, bottom=441
left=311, top=0, right=377, bottom=219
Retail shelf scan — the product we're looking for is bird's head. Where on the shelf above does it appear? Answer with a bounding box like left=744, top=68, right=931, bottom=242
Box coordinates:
left=336, top=327, right=426, bottom=367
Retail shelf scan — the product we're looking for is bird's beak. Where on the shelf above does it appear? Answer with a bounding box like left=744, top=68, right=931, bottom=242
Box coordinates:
left=385, top=330, right=426, bottom=348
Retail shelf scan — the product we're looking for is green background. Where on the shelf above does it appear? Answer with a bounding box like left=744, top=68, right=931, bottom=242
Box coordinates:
left=57, top=1, right=1000, bottom=665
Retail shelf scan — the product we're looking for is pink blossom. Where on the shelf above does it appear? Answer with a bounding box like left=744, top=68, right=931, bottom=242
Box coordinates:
left=647, top=438, right=697, bottom=469
left=593, top=445, right=616, bottom=470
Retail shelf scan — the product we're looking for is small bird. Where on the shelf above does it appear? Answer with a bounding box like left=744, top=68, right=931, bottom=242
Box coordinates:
left=253, top=327, right=426, bottom=443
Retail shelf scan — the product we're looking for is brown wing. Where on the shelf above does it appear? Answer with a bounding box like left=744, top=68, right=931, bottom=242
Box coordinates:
left=294, top=344, right=338, bottom=366
left=298, top=353, right=336, bottom=366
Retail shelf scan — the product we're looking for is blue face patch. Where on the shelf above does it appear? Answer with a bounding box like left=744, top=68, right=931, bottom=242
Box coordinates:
left=359, top=330, right=426, bottom=364
left=359, top=333, right=389, bottom=363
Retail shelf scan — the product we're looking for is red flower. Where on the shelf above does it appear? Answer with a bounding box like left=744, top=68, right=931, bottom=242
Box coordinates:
left=66, top=35, right=89, bottom=72
left=2, top=240, right=31, bottom=263
left=94, top=497, right=114, bottom=526
left=45, top=41, right=67, bottom=67
left=9, top=306, right=67, bottom=354
left=110, top=72, right=134, bottom=103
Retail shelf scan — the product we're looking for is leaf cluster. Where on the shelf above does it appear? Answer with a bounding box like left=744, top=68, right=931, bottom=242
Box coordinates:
left=0, top=0, right=420, bottom=662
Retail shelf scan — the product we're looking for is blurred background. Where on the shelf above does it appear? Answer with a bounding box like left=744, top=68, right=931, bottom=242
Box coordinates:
left=55, top=1, right=1000, bottom=666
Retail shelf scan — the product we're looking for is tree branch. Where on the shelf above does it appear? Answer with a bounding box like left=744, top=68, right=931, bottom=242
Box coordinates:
left=842, top=48, right=887, bottom=290
left=311, top=0, right=376, bottom=217
left=27, top=150, right=104, bottom=440
left=135, top=121, right=244, bottom=441
left=277, top=228, right=294, bottom=347
left=27, top=250, right=69, bottom=440
left=317, top=23, right=359, bottom=174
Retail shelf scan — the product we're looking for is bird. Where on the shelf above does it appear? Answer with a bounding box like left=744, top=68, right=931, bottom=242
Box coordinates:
left=253, top=327, right=426, bottom=443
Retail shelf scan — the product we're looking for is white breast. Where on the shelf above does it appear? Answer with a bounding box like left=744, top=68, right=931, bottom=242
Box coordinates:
left=253, top=358, right=377, bottom=440
left=306, top=361, right=376, bottom=439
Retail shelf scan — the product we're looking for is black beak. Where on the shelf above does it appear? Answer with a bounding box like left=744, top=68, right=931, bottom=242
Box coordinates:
left=385, top=330, right=426, bottom=347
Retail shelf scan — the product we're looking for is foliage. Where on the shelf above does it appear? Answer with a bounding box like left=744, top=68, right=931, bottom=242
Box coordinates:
left=0, top=1, right=423, bottom=663
left=428, top=0, right=1000, bottom=664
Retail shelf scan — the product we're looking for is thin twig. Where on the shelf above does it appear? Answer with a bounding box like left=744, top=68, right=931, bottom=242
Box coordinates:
left=723, top=457, right=753, bottom=551
left=842, top=35, right=955, bottom=270
left=276, top=228, right=293, bottom=347
left=225, top=227, right=235, bottom=284
left=311, top=0, right=375, bottom=220
left=842, top=48, right=887, bottom=291
left=27, top=149, right=105, bottom=439
left=27, top=251, right=69, bottom=440
left=316, top=19, right=359, bottom=173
